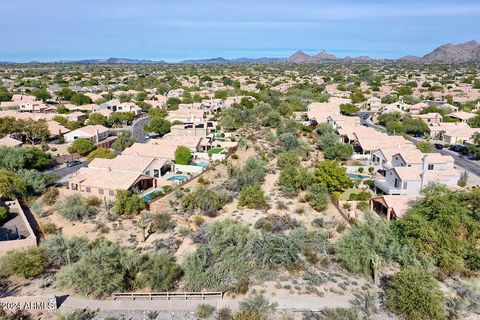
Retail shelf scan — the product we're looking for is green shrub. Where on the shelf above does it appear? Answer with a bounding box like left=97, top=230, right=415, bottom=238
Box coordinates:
left=114, top=190, right=145, bottom=215
left=54, top=194, right=97, bottom=221
left=182, top=187, right=230, bottom=213
left=182, top=220, right=254, bottom=292
left=136, top=251, right=181, bottom=291
left=252, top=233, right=300, bottom=268
left=174, top=146, right=192, bottom=165
left=195, top=304, right=215, bottom=319
left=239, top=293, right=278, bottom=316
left=56, top=239, right=141, bottom=298
left=0, top=207, right=9, bottom=223
left=153, top=213, right=172, bottom=232
left=386, top=268, right=446, bottom=320
left=0, top=248, right=46, bottom=278
left=348, top=191, right=371, bottom=201
left=337, top=213, right=424, bottom=277
left=307, top=183, right=329, bottom=212
left=232, top=311, right=266, bottom=320
left=40, top=234, right=91, bottom=266
left=238, top=184, right=266, bottom=209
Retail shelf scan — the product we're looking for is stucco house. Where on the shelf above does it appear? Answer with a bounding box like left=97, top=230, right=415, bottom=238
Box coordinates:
left=64, top=125, right=110, bottom=143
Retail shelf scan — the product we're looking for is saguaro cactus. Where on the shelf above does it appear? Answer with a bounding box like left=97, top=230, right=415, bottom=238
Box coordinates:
left=370, top=254, right=380, bottom=285
left=140, top=212, right=146, bottom=242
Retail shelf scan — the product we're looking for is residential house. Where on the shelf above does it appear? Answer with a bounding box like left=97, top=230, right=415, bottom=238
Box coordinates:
left=411, top=113, right=443, bottom=124
left=449, top=111, right=476, bottom=123
left=64, top=125, right=110, bottom=143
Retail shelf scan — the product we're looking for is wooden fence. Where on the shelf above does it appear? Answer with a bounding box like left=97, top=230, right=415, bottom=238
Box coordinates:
left=113, top=292, right=223, bottom=301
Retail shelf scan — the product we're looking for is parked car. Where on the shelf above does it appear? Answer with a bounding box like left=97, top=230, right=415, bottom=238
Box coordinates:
left=66, top=160, right=82, bottom=167
left=434, top=143, right=444, bottom=150
left=449, top=145, right=465, bottom=152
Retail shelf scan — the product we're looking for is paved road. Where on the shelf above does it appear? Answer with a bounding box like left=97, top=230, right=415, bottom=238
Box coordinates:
left=361, top=117, right=480, bottom=176
left=131, top=116, right=150, bottom=143
left=43, top=162, right=87, bottom=183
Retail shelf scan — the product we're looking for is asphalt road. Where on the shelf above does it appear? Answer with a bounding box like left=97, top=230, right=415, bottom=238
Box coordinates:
left=44, top=162, right=87, bottom=183
left=361, top=116, right=480, bottom=176
left=131, top=116, right=150, bottom=143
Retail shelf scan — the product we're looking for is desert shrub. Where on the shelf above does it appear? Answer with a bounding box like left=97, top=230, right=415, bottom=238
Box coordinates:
left=182, top=220, right=254, bottom=292
left=153, top=213, right=172, bottom=232
left=238, top=184, right=266, bottom=209
left=217, top=307, right=233, bottom=320
left=0, top=248, right=46, bottom=278
left=395, top=185, right=480, bottom=274
left=386, top=268, right=446, bottom=320
left=196, top=304, right=215, bottom=319
left=348, top=191, right=371, bottom=201
left=276, top=151, right=300, bottom=169
left=336, top=213, right=425, bottom=277
left=182, top=187, right=230, bottom=212
left=350, top=291, right=379, bottom=320
left=304, top=269, right=328, bottom=286
left=54, top=194, right=97, bottom=221
left=232, top=311, right=266, bottom=320
left=43, top=187, right=59, bottom=205
left=318, top=308, right=360, bottom=320
left=40, top=234, right=91, bottom=267
left=230, top=157, right=267, bottom=191
left=40, top=222, right=60, bottom=235
left=357, top=167, right=364, bottom=173
left=136, top=251, right=181, bottom=291
left=252, top=233, right=300, bottom=268
left=56, top=239, right=141, bottom=298
left=239, top=293, right=278, bottom=316
left=278, top=164, right=314, bottom=195
left=113, top=190, right=145, bottom=215
left=307, top=183, right=329, bottom=211
left=264, top=214, right=299, bottom=232
left=356, top=201, right=369, bottom=211
left=85, top=196, right=102, bottom=207
left=0, top=207, right=9, bottom=223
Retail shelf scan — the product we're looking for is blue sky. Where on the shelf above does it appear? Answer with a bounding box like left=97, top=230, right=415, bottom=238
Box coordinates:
left=2, top=0, right=479, bottom=62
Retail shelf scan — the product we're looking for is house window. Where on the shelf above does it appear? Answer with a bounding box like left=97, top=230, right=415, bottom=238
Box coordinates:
left=86, top=187, right=91, bottom=193
left=394, top=178, right=400, bottom=188
left=403, top=182, right=408, bottom=189
left=109, top=190, right=114, bottom=196
left=99, top=189, right=104, bottom=195
left=428, top=164, right=434, bottom=170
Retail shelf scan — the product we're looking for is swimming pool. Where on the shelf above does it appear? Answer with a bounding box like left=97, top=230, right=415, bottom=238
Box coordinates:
left=348, top=173, right=369, bottom=180
left=168, top=175, right=188, bottom=182
left=142, top=188, right=164, bottom=202
left=194, top=162, right=210, bottom=168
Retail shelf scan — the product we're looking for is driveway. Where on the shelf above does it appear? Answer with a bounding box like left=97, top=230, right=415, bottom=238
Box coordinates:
left=43, top=162, right=87, bottom=183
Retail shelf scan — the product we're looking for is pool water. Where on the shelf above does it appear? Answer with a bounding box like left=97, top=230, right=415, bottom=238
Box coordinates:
left=142, top=188, right=164, bottom=202
left=194, top=162, right=210, bottom=168
left=348, top=173, right=369, bottom=180
left=168, top=175, right=188, bottom=182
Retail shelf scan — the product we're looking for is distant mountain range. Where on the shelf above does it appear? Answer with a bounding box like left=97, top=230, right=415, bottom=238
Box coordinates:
left=400, top=40, right=480, bottom=63
left=0, top=40, right=478, bottom=64
left=178, top=57, right=285, bottom=64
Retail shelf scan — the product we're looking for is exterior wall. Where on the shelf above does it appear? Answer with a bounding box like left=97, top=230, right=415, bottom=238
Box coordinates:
left=64, top=130, right=109, bottom=143
left=384, top=170, right=422, bottom=195
left=0, top=201, right=37, bottom=255
left=69, top=182, right=117, bottom=201
left=371, top=150, right=387, bottom=165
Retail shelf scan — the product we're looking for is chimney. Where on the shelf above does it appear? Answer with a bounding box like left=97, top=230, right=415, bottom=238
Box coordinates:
left=95, top=129, right=100, bottom=143
left=421, top=155, right=429, bottom=189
